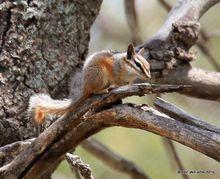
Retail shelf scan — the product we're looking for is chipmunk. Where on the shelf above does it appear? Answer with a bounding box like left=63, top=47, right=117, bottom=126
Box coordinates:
left=28, top=44, right=151, bottom=124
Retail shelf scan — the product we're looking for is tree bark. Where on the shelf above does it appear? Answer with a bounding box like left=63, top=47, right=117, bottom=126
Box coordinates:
left=1, top=0, right=220, bottom=178
left=138, top=0, right=220, bottom=100
left=0, top=0, right=102, bottom=146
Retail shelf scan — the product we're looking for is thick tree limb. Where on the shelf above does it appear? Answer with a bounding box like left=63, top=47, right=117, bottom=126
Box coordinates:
left=86, top=104, right=220, bottom=161
left=0, top=139, right=34, bottom=166
left=1, top=98, right=219, bottom=177
left=136, top=0, right=220, bottom=100
left=158, top=0, right=220, bottom=71
left=144, top=0, right=220, bottom=45
left=81, top=138, right=150, bottom=179
left=154, top=65, right=220, bottom=101
left=154, top=97, right=220, bottom=134
left=0, top=84, right=187, bottom=178
left=1, top=0, right=220, bottom=178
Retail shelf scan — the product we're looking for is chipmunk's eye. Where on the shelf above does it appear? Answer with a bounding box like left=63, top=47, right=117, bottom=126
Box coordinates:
left=134, top=61, right=141, bottom=68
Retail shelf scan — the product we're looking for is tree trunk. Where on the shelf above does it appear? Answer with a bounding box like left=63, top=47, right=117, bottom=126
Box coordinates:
left=0, top=0, right=102, bottom=146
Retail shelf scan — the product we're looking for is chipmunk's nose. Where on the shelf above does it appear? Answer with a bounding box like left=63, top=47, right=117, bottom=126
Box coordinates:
left=145, top=71, right=151, bottom=78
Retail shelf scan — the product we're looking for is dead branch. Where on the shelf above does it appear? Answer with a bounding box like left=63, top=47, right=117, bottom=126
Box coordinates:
left=0, top=139, right=34, bottom=166
left=66, top=153, right=94, bottom=179
left=206, top=30, right=220, bottom=38
left=1, top=0, right=220, bottom=178
left=86, top=104, right=220, bottom=161
left=137, top=0, right=220, bottom=100
left=0, top=84, right=187, bottom=178
left=157, top=0, right=172, bottom=11
left=153, top=93, right=188, bottom=179
left=197, top=43, right=220, bottom=71
left=154, top=97, right=220, bottom=134
left=158, top=0, right=220, bottom=71
left=4, top=96, right=219, bottom=178
left=24, top=121, right=104, bottom=179
left=154, top=65, right=220, bottom=100
left=21, top=102, right=220, bottom=178
left=162, top=138, right=189, bottom=179
left=124, top=0, right=142, bottom=45
left=81, top=138, right=150, bottom=179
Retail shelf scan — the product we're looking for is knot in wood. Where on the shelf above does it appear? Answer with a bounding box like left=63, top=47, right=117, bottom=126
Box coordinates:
left=172, top=21, right=200, bottom=48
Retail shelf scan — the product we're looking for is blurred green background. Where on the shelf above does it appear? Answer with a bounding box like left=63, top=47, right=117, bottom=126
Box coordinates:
left=53, top=0, right=220, bottom=178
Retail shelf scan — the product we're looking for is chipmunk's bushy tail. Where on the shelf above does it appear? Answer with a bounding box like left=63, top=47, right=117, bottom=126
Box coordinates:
left=28, top=94, right=72, bottom=124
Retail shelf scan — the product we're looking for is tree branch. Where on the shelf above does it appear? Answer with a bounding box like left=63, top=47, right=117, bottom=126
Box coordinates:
left=158, top=0, right=220, bottom=71
left=86, top=104, right=220, bottom=161
left=0, top=84, right=187, bottom=178
left=81, top=138, right=150, bottom=179
left=162, top=138, right=189, bottom=179
left=124, top=0, right=142, bottom=45
left=136, top=0, right=220, bottom=100
left=158, top=0, right=172, bottom=11
left=1, top=1, right=220, bottom=178
left=66, top=153, right=94, bottom=179
left=154, top=65, right=220, bottom=101
left=1, top=97, right=219, bottom=177
left=154, top=97, right=220, bottom=134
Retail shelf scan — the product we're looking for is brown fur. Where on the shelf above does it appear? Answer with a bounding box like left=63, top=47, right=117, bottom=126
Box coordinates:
left=30, top=44, right=151, bottom=124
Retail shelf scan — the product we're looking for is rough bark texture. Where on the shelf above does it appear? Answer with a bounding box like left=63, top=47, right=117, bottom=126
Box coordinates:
left=138, top=0, right=220, bottom=100
left=0, top=0, right=102, bottom=146
left=0, top=84, right=187, bottom=178
left=1, top=0, right=220, bottom=178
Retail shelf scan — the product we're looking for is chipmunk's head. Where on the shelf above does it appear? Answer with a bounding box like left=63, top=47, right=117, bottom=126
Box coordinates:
left=124, top=44, right=151, bottom=80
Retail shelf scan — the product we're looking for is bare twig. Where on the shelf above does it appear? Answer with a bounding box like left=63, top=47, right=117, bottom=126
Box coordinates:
left=162, top=138, right=189, bottom=179
left=124, top=0, right=142, bottom=45
left=206, top=30, right=220, bottom=38
left=154, top=97, right=220, bottom=134
left=81, top=138, right=150, bottom=179
left=66, top=153, right=94, bottom=179
left=71, top=167, right=82, bottom=179
left=197, top=43, right=220, bottom=71
left=157, top=0, right=171, bottom=11
left=153, top=93, right=189, bottom=179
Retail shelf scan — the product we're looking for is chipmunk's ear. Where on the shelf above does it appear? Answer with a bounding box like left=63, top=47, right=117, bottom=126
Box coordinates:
left=138, top=48, right=145, bottom=56
left=126, top=43, right=135, bottom=59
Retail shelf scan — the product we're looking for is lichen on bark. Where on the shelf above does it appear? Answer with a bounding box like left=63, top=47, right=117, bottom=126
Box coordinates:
left=0, top=0, right=102, bottom=146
